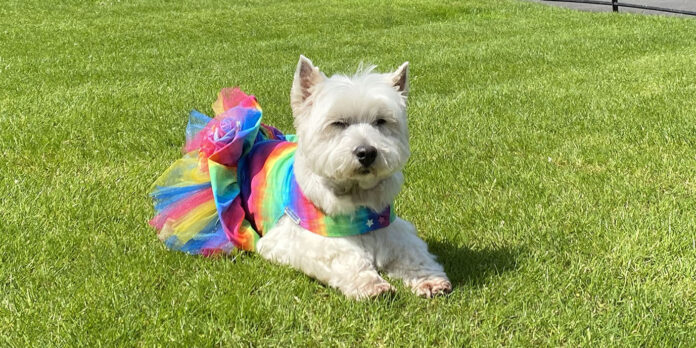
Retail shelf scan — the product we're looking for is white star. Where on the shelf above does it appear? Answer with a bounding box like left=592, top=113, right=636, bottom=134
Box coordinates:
left=366, top=219, right=374, bottom=228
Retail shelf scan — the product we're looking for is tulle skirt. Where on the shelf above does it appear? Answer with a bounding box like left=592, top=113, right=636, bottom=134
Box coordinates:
left=149, top=88, right=285, bottom=256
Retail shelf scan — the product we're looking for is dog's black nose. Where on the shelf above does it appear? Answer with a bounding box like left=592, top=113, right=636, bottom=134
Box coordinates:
left=354, top=145, right=377, bottom=167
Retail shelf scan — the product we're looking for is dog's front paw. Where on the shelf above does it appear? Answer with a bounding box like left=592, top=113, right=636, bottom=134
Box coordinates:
left=413, top=278, right=452, bottom=298
left=346, top=281, right=396, bottom=300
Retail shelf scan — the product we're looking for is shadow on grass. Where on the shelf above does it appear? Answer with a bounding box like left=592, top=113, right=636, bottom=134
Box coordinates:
left=426, top=239, right=521, bottom=287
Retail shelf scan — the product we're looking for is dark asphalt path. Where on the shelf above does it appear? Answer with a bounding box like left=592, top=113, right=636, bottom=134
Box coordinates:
left=526, top=0, right=696, bottom=17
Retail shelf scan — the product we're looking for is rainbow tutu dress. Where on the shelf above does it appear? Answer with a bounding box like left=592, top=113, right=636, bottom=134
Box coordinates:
left=149, top=88, right=395, bottom=256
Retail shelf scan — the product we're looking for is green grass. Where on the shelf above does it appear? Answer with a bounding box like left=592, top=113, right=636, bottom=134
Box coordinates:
left=2, top=0, right=696, bottom=345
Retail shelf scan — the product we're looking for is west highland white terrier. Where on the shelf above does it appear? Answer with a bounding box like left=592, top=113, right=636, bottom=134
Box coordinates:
left=254, top=56, right=452, bottom=299
left=150, top=56, right=451, bottom=299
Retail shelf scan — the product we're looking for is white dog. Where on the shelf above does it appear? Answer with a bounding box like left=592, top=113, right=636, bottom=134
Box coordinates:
left=255, top=56, right=452, bottom=299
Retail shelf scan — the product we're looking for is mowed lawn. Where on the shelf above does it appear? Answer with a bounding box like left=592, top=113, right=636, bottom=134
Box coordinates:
left=2, top=0, right=696, bottom=345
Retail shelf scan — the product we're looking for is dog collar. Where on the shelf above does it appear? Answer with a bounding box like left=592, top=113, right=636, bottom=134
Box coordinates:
left=284, top=169, right=396, bottom=237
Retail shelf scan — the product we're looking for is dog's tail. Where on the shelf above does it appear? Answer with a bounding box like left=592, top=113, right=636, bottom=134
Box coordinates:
left=148, top=88, right=281, bottom=256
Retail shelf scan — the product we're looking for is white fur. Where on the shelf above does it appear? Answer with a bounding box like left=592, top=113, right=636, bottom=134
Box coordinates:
left=256, top=56, right=451, bottom=299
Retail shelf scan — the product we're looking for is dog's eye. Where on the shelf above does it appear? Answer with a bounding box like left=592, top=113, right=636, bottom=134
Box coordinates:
left=374, top=118, right=387, bottom=126
left=331, top=121, right=349, bottom=128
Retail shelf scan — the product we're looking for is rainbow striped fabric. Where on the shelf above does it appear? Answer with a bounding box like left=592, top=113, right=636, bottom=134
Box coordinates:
left=149, top=88, right=395, bottom=255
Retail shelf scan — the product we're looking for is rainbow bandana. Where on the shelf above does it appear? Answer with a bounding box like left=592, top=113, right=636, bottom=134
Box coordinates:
left=149, top=88, right=395, bottom=255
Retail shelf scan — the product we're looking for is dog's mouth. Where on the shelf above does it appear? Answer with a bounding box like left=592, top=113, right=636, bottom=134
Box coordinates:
left=330, top=178, right=384, bottom=196
left=328, top=168, right=385, bottom=195
left=356, top=167, right=372, bottom=175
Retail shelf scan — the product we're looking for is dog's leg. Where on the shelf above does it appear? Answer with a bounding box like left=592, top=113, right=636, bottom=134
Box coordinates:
left=257, top=217, right=395, bottom=300
left=378, top=218, right=452, bottom=298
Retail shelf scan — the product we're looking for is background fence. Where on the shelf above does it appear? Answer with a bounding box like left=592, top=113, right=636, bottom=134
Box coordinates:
left=544, top=0, right=696, bottom=16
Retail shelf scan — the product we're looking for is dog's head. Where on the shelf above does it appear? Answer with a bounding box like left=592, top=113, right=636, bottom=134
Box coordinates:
left=290, top=56, right=411, bottom=192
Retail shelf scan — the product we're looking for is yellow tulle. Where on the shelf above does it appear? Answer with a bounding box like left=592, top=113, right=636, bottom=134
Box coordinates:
left=159, top=200, right=217, bottom=245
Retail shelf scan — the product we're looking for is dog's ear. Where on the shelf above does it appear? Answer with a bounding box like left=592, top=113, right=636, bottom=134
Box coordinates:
left=391, top=62, right=409, bottom=96
left=291, top=55, right=325, bottom=116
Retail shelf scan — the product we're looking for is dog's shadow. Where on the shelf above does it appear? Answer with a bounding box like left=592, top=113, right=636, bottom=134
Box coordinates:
left=426, top=239, right=520, bottom=287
